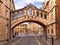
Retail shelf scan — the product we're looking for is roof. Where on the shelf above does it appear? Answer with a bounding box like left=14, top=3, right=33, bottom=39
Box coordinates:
left=13, top=3, right=47, bottom=13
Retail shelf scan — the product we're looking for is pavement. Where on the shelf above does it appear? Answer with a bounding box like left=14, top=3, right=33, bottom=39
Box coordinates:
left=12, top=36, right=40, bottom=45
left=0, top=41, right=8, bottom=45
left=45, top=38, right=60, bottom=45
left=0, top=37, right=20, bottom=45
left=12, top=36, right=47, bottom=45
left=1, top=35, right=60, bottom=45
left=36, top=36, right=49, bottom=45
left=41, top=35, right=60, bottom=45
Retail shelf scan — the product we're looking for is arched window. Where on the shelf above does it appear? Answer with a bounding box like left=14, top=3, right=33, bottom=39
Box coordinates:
left=40, top=12, right=43, bottom=18
left=22, top=11, right=24, bottom=15
left=6, top=25, right=8, bottom=34
left=5, top=10, right=8, bottom=18
left=29, top=8, right=32, bottom=15
left=17, top=12, right=20, bottom=18
left=0, top=4, right=2, bottom=15
left=11, top=14, right=15, bottom=20
left=21, top=11, right=24, bottom=17
left=26, top=8, right=32, bottom=16
left=44, top=13, right=47, bottom=19
left=36, top=11, right=39, bottom=17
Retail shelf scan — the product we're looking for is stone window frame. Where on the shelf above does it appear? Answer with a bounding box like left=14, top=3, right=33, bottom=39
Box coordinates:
left=51, top=10, right=53, bottom=22
left=48, top=29, right=49, bottom=33
left=5, top=10, right=8, bottom=18
left=44, top=13, right=47, bottom=19
left=29, top=8, right=32, bottom=16
left=20, top=11, right=24, bottom=17
left=26, top=8, right=32, bottom=16
left=40, top=12, right=43, bottom=18
left=0, top=3, right=2, bottom=14
left=6, top=26, right=8, bottom=34
left=51, top=24, right=54, bottom=34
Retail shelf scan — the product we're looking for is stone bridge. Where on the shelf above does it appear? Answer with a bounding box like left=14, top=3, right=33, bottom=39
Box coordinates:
left=11, top=15, right=47, bottom=29
left=11, top=4, right=48, bottom=29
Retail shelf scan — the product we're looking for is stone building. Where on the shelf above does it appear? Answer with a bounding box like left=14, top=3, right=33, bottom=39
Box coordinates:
left=11, top=4, right=47, bottom=20
left=11, top=4, right=47, bottom=36
left=28, top=22, right=44, bottom=35
left=13, top=24, right=27, bottom=36
left=44, top=0, right=60, bottom=39
left=0, top=0, right=15, bottom=41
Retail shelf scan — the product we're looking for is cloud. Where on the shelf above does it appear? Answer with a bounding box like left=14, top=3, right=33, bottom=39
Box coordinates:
left=36, top=0, right=45, bottom=2
left=14, top=0, right=45, bottom=10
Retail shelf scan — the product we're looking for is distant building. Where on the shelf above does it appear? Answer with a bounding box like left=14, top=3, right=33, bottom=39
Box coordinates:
left=28, top=22, right=44, bottom=35
left=14, top=24, right=27, bottom=36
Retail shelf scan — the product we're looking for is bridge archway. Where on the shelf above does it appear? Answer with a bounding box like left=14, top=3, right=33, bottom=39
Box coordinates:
left=12, top=20, right=47, bottom=29
left=11, top=15, right=48, bottom=40
left=11, top=15, right=47, bottom=30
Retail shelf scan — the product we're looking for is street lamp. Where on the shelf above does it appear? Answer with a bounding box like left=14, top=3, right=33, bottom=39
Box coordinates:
left=6, top=18, right=9, bottom=42
left=50, top=35, right=54, bottom=45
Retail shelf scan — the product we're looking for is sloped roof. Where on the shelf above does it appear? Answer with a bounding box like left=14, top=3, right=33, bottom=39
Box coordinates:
left=14, top=3, right=47, bottom=12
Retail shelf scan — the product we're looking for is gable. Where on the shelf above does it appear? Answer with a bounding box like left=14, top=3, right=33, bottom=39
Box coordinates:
left=23, top=4, right=38, bottom=10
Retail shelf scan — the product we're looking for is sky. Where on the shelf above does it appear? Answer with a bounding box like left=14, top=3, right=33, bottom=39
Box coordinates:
left=14, top=0, right=45, bottom=10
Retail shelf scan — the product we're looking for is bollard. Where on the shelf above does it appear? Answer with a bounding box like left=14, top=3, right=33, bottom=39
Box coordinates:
left=6, top=39, right=9, bottom=42
left=45, top=35, right=47, bottom=41
left=52, top=37, right=54, bottom=45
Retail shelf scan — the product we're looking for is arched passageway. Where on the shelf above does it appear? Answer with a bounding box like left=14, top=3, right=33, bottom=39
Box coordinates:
left=11, top=20, right=47, bottom=41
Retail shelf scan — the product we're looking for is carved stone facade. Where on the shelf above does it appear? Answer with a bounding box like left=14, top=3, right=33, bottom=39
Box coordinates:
left=11, top=4, right=47, bottom=29
left=45, top=0, right=60, bottom=39
left=0, top=0, right=15, bottom=41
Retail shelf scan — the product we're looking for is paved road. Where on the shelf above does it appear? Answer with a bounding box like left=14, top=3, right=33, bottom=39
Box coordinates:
left=12, top=36, right=42, bottom=45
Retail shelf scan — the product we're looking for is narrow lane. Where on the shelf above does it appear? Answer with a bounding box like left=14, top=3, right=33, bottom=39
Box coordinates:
left=12, top=36, right=41, bottom=45
left=36, top=36, right=48, bottom=45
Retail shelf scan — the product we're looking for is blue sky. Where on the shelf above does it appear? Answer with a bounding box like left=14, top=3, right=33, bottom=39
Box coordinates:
left=14, top=0, right=45, bottom=10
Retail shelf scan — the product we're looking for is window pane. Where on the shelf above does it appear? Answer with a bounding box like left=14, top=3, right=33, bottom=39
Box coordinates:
left=21, top=11, right=24, bottom=17
left=27, top=8, right=32, bottom=16
left=29, top=8, right=32, bottom=15
left=0, top=4, right=1, bottom=15
left=5, top=10, right=8, bottom=18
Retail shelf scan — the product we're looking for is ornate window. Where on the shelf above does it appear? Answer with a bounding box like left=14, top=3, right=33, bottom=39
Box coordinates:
left=6, top=26, right=8, bottom=34
left=48, top=29, right=49, bottom=33
left=21, top=11, right=24, bottom=17
left=51, top=29, right=53, bottom=34
left=29, top=8, right=32, bottom=16
left=0, top=4, right=1, bottom=15
left=5, top=10, right=8, bottom=18
left=40, top=12, right=43, bottom=18
left=37, top=11, right=39, bottom=17
left=51, top=10, right=53, bottom=22
left=44, top=13, right=47, bottom=19
left=17, top=12, right=20, bottom=18
left=51, top=24, right=54, bottom=34
left=22, top=11, right=24, bottom=15
left=11, top=14, right=15, bottom=20
left=26, top=8, right=32, bottom=16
